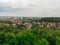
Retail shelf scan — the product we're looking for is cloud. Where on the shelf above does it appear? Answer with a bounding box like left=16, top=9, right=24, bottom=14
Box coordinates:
left=0, top=0, right=60, bottom=17
left=0, top=0, right=34, bottom=8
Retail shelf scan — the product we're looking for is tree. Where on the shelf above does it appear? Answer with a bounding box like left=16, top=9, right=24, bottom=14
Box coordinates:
left=16, top=30, right=49, bottom=45
left=56, top=37, right=60, bottom=45
left=6, top=33, right=16, bottom=45
left=0, top=32, right=6, bottom=45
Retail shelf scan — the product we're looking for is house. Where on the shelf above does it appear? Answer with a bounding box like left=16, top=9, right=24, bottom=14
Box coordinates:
left=24, top=22, right=32, bottom=29
left=47, top=22, right=56, bottom=27
left=0, top=23, right=10, bottom=26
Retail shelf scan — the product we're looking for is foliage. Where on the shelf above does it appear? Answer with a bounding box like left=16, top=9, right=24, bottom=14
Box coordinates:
left=0, top=26, right=60, bottom=45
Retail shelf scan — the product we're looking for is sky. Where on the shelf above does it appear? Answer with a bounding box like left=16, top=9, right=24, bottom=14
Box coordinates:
left=0, top=0, right=60, bottom=17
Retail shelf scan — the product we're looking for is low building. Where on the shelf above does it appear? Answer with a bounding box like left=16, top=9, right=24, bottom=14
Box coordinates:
left=24, top=22, right=32, bottom=29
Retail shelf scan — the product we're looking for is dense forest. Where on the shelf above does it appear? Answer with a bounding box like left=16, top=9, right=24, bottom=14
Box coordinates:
left=34, top=17, right=60, bottom=22
left=40, top=17, right=60, bottom=22
left=0, top=26, right=60, bottom=45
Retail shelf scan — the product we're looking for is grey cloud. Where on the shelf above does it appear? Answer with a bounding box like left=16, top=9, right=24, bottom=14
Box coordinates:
left=0, top=0, right=60, bottom=17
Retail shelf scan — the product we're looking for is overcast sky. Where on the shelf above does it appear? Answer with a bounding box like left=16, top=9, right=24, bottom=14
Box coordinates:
left=0, top=0, right=60, bottom=17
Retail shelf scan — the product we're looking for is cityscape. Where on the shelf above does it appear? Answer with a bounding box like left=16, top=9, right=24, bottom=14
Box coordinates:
left=0, top=17, right=60, bottom=29
left=0, top=0, right=60, bottom=45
